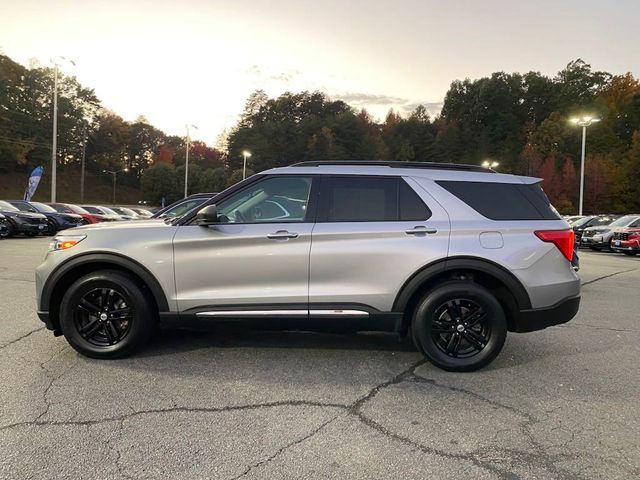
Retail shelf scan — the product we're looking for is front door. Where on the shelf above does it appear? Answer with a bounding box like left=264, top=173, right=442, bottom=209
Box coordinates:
left=173, top=175, right=316, bottom=313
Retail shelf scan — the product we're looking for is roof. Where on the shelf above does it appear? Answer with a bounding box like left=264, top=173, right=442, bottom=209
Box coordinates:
left=263, top=161, right=539, bottom=184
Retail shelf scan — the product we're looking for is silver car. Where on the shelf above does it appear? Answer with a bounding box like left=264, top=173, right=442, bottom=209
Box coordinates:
left=36, top=161, right=581, bottom=371
left=580, top=214, right=640, bottom=251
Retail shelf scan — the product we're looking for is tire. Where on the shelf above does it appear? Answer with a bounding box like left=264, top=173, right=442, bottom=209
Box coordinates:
left=59, top=270, right=156, bottom=358
left=0, top=222, right=12, bottom=238
left=623, top=252, right=637, bottom=256
left=589, top=247, right=600, bottom=251
left=411, top=281, right=507, bottom=372
left=44, top=218, right=59, bottom=236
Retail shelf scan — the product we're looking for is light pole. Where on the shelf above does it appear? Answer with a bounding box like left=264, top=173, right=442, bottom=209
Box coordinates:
left=242, top=150, right=252, bottom=179
left=184, top=124, right=198, bottom=198
left=481, top=160, right=499, bottom=169
left=104, top=168, right=129, bottom=205
left=570, top=116, right=601, bottom=215
left=50, top=57, right=75, bottom=203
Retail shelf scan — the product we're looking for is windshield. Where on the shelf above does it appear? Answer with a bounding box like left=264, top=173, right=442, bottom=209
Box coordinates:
left=82, top=206, right=102, bottom=214
left=100, top=207, right=119, bottom=215
left=162, top=199, right=207, bottom=218
left=30, top=202, right=57, bottom=213
left=572, top=217, right=593, bottom=227
left=66, top=204, right=90, bottom=214
left=592, top=217, right=617, bottom=226
left=609, top=215, right=640, bottom=227
left=113, top=207, right=137, bottom=216
left=0, top=200, right=19, bottom=212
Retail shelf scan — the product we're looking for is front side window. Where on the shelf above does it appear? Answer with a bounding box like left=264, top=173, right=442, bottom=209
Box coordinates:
left=216, top=176, right=312, bottom=223
left=318, top=176, right=431, bottom=222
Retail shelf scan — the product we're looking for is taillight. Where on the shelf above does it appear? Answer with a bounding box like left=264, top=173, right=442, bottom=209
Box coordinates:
left=535, top=229, right=575, bottom=262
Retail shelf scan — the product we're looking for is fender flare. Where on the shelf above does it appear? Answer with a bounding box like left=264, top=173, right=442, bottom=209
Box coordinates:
left=393, top=256, right=532, bottom=312
left=40, top=252, right=170, bottom=313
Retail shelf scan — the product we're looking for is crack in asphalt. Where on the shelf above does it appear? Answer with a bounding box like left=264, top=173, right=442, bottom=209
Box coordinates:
left=231, top=415, right=340, bottom=480
left=0, top=276, right=35, bottom=283
left=581, top=268, right=637, bottom=286
left=0, top=358, right=626, bottom=479
left=0, top=326, right=45, bottom=350
left=557, top=322, right=640, bottom=333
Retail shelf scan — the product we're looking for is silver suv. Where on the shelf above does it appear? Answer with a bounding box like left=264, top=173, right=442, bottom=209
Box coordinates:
left=36, top=161, right=581, bottom=371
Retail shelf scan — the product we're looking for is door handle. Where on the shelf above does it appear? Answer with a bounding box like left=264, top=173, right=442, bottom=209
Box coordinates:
left=405, top=226, right=437, bottom=235
left=267, top=230, right=299, bottom=239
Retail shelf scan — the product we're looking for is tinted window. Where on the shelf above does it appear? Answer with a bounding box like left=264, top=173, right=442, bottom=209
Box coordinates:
left=436, top=181, right=560, bottom=221
left=399, top=180, right=431, bottom=220
left=217, top=176, right=312, bottom=223
left=630, top=219, right=640, bottom=228
left=318, top=177, right=431, bottom=222
left=320, top=177, right=397, bottom=222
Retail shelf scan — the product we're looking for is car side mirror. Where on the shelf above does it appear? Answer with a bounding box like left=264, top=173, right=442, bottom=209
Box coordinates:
left=195, top=204, right=219, bottom=226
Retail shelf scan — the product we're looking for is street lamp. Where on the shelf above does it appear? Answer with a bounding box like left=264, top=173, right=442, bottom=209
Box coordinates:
left=242, top=150, right=252, bottom=180
left=570, top=115, right=601, bottom=215
left=184, top=124, right=198, bottom=198
left=481, top=160, right=499, bottom=169
left=103, top=168, right=129, bottom=205
left=50, top=56, right=76, bottom=203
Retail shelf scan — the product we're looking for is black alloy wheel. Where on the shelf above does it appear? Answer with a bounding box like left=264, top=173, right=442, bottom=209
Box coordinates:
left=60, top=270, right=155, bottom=358
left=412, top=281, right=507, bottom=372
left=74, top=287, right=133, bottom=347
left=430, top=298, right=491, bottom=358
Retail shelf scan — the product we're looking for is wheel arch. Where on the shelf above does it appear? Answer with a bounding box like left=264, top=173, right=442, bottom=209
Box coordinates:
left=41, top=252, right=169, bottom=332
left=394, top=256, right=532, bottom=333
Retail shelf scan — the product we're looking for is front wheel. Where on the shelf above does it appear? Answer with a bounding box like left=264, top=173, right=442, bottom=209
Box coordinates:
left=411, top=281, right=507, bottom=372
left=59, top=270, right=155, bottom=358
left=44, top=219, right=59, bottom=236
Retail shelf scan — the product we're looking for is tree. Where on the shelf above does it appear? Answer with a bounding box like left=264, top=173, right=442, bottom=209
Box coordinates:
left=141, top=163, right=176, bottom=204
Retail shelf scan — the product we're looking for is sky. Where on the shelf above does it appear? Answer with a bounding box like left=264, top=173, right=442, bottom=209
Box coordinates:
left=1, top=0, right=639, bottom=144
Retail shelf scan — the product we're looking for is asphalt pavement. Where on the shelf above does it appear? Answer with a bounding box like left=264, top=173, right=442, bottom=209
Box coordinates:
left=1, top=237, right=639, bottom=479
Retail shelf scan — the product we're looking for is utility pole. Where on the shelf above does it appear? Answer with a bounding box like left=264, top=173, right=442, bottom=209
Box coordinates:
left=104, top=168, right=128, bottom=205
left=51, top=64, right=58, bottom=203
left=80, top=123, right=87, bottom=203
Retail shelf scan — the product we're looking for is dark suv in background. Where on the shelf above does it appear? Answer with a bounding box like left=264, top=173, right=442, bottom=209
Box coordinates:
left=8, top=200, right=85, bottom=236
left=0, top=200, right=48, bottom=237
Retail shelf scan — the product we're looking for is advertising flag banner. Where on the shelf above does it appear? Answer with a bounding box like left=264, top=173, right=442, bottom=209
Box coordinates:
left=24, top=166, right=44, bottom=201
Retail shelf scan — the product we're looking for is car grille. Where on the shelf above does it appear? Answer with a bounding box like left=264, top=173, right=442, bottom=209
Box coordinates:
left=613, top=232, right=629, bottom=241
left=25, top=216, right=47, bottom=225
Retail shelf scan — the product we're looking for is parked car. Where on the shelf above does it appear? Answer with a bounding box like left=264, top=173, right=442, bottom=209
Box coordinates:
left=8, top=200, right=85, bottom=236
left=572, top=215, right=620, bottom=244
left=564, top=215, right=585, bottom=225
left=80, top=205, right=123, bottom=222
left=580, top=214, right=640, bottom=251
left=129, top=207, right=153, bottom=218
left=48, top=203, right=103, bottom=224
left=36, top=161, right=580, bottom=372
left=109, top=206, right=140, bottom=220
left=0, top=200, right=48, bottom=236
left=0, top=213, right=8, bottom=238
left=611, top=217, right=640, bottom=256
left=151, top=193, right=215, bottom=219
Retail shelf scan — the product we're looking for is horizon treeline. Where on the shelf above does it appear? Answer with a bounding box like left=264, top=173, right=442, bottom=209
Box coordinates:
left=1, top=54, right=639, bottom=212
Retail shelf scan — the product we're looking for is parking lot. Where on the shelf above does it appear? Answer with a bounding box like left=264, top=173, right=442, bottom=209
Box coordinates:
left=0, top=237, right=639, bottom=479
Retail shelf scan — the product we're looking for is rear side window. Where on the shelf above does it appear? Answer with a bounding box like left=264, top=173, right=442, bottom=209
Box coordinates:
left=436, top=181, right=559, bottom=221
left=319, top=177, right=431, bottom=222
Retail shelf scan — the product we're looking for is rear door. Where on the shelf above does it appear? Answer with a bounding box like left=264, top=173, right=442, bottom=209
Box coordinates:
left=308, top=175, right=450, bottom=312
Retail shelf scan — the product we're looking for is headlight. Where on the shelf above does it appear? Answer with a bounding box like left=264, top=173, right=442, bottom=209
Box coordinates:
left=49, top=235, right=86, bottom=251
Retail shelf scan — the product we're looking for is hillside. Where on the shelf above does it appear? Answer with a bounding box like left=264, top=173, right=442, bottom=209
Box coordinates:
left=0, top=169, right=144, bottom=205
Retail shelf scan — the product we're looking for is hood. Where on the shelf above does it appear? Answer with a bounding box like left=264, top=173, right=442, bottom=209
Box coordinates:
left=2, top=210, right=47, bottom=219
left=583, top=226, right=609, bottom=233
left=70, top=218, right=165, bottom=233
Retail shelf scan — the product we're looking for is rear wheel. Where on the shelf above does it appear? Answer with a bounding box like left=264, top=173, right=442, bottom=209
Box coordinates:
left=59, top=270, right=155, bottom=358
left=411, top=281, right=507, bottom=372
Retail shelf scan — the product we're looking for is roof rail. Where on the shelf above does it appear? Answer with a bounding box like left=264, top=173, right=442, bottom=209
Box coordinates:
left=290, top=160, right=495, bottom=173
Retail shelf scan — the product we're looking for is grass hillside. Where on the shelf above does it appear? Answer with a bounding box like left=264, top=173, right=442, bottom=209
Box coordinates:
left=0, top=169, right=144, bottom=205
